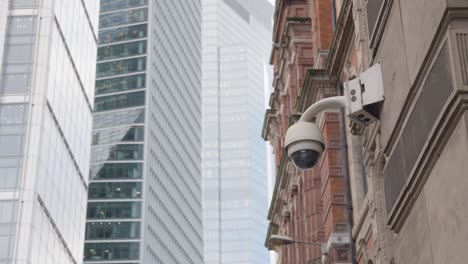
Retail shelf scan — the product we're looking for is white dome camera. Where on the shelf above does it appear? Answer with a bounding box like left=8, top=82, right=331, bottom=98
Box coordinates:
left=283, top=63, right=384, bottom=170
left=284, top=122, right=325, bottom=170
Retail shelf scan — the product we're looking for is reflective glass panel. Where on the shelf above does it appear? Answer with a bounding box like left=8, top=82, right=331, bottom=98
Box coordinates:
left=100, top=0, right=148, bottom=13
left=88, top=182, right=142, bottom=199
left=90, top=163, right=143, bottom=180
left=0, top=104, right=26, bottom=124
left=84, top=242, right=139, bottom=260
left=85, top=221, right=141, bottom=240
left=0, top=135, right=22, bottom=157
left=98, top=24, right=147, bottom=45
left=87, top=202, right=141, bottom=219
left=94, top=91, right=145, bottom=112
left=95, top=74, right=145, bottom=95
left=93, top=108, right=144, bottom=129
left=98, top=40, right=146, bottom=61
left=92, top=126, right=144, bottom=145
left=8, top=16, right=36, bottom=35
left=0, top=167, right=19, bottom=188
left=96, top=57, right=146, bottom=78
left=99, top=8, right=148, bottom=29
left=2, top=74, right=29, bottom=93
left=5, top=45, right=33, bottom=63
left=91, top=144, right=143, bottom=163
left=10, top=0, right=39, bottom=8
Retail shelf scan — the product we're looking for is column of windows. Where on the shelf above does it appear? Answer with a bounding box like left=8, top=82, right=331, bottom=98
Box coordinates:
left=84, top=0, right=148, bottom=262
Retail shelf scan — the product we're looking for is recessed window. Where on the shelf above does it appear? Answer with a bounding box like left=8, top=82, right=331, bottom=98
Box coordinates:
left=98, top=40, right=147, bottom=61
left=84, top=242, right=139, bottom=260
left=99, top=8, right=148, bottom=29
left=96, top=74, right=146, bottom=95
left=88, top=182, right=142, bottom=199
left=98, top=24, right=148, bottom=45
left=96, top=57, right=146, bottom=78
left=85, top=221, right=141, bottom=240
left=91, top=144, right=144, bottom=162
left=93, top=126, right=144, bottom=145
left=94, top=91, right=145, bottom=112
left=87, top=201, right=141, bottom=219
left=100, top=0, right=148, bottom=13
left=93, top=108, right=145, bottom=129
left=90, top=163, right=143, bottom=180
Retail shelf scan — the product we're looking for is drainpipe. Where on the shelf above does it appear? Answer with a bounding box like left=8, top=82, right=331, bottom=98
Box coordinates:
left=337, top=83, right=357, bottom=264
left=331, top=0, right=337, bottom=30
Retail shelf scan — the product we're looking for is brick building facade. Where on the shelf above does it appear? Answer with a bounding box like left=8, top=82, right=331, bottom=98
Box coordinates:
left=262, top=0, right=353, bottom=263
left=265, top=0, right=468, bottom=264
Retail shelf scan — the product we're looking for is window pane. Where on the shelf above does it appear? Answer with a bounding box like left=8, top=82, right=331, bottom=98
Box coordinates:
left=92, top=126, right=144, bottom=145
left=88, top=182, right=142, bottom=199
left=98, top=24, right=147, bottom=45
left=8, top=16, right=36, bottom=35
left=10, top=0, right=39, bottom=8
left=0, top=135, right=22, bottom=157
left=0, top=167, right=19, bottom=188
left=0, top=104, right=26, bottom=124
left=84, top=242, right=139, bottom=260
left=2, top=74, right=29, bottom=94
left=93, top=108, right=144, bottom=129
left=7, top=35, right=35, bottom=45
left=99, top=8, right=148, bottom=29
left=96, top=57, right=146, bottom=78
left=94, top=91, right=145, bottom=112
left=3, top=64, right=31, bottom=74
left=91, top=144, right=143, bottom=163
left=90, top=163, right=143, bottom=180
left=5, top=45, right=33, bottom=63
left=98, top=40, right=146, bottom=61
left=96, top=74, right=145, bottom=95
left=100, top=0, right=148, bottom=13
left=85, top=221, right=141, bottom=240
left=86, top=202, right=141, bottom=219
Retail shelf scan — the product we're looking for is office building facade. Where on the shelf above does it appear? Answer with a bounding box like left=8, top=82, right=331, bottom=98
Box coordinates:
left=84, top=0, right=203, bottom=263
left=202, top=0, right=273, bottom=263
left=0, top=0, right=99, bottom=263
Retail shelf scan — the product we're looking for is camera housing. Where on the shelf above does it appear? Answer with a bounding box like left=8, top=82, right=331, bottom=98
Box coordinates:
left=284, top=122, right=325, bottom=169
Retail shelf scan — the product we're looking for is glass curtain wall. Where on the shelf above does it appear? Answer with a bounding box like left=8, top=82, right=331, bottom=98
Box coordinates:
left=202, top=1, right=273, bottom=263
left=84, top=0, right=148, bottom=262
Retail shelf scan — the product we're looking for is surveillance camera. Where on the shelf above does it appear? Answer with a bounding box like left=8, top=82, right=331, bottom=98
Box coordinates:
left=284, top=122, right=325, bottom=169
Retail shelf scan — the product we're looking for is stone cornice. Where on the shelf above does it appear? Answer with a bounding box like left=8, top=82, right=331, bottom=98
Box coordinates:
left=267, top=152, right=289, bottom=221
left=265, top=222, right=280, bottom=249
left=262, top=108, right=278, bottom=141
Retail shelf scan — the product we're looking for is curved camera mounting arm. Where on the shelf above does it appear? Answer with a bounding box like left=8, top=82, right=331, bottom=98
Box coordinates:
left=286, top=63, right=384, bottom=170
left=299, top=96, right=347, bottom=122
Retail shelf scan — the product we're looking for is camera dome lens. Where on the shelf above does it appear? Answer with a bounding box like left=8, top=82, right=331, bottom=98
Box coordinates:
left=290, top=149, right=320, bottom=169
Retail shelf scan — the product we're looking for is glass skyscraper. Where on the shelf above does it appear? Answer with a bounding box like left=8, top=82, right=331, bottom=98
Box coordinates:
left=0, top=0, right=99, bottom=263
left=84, top=1, right=203, bottom=264
left=202, top=0, right=273, bottom=263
